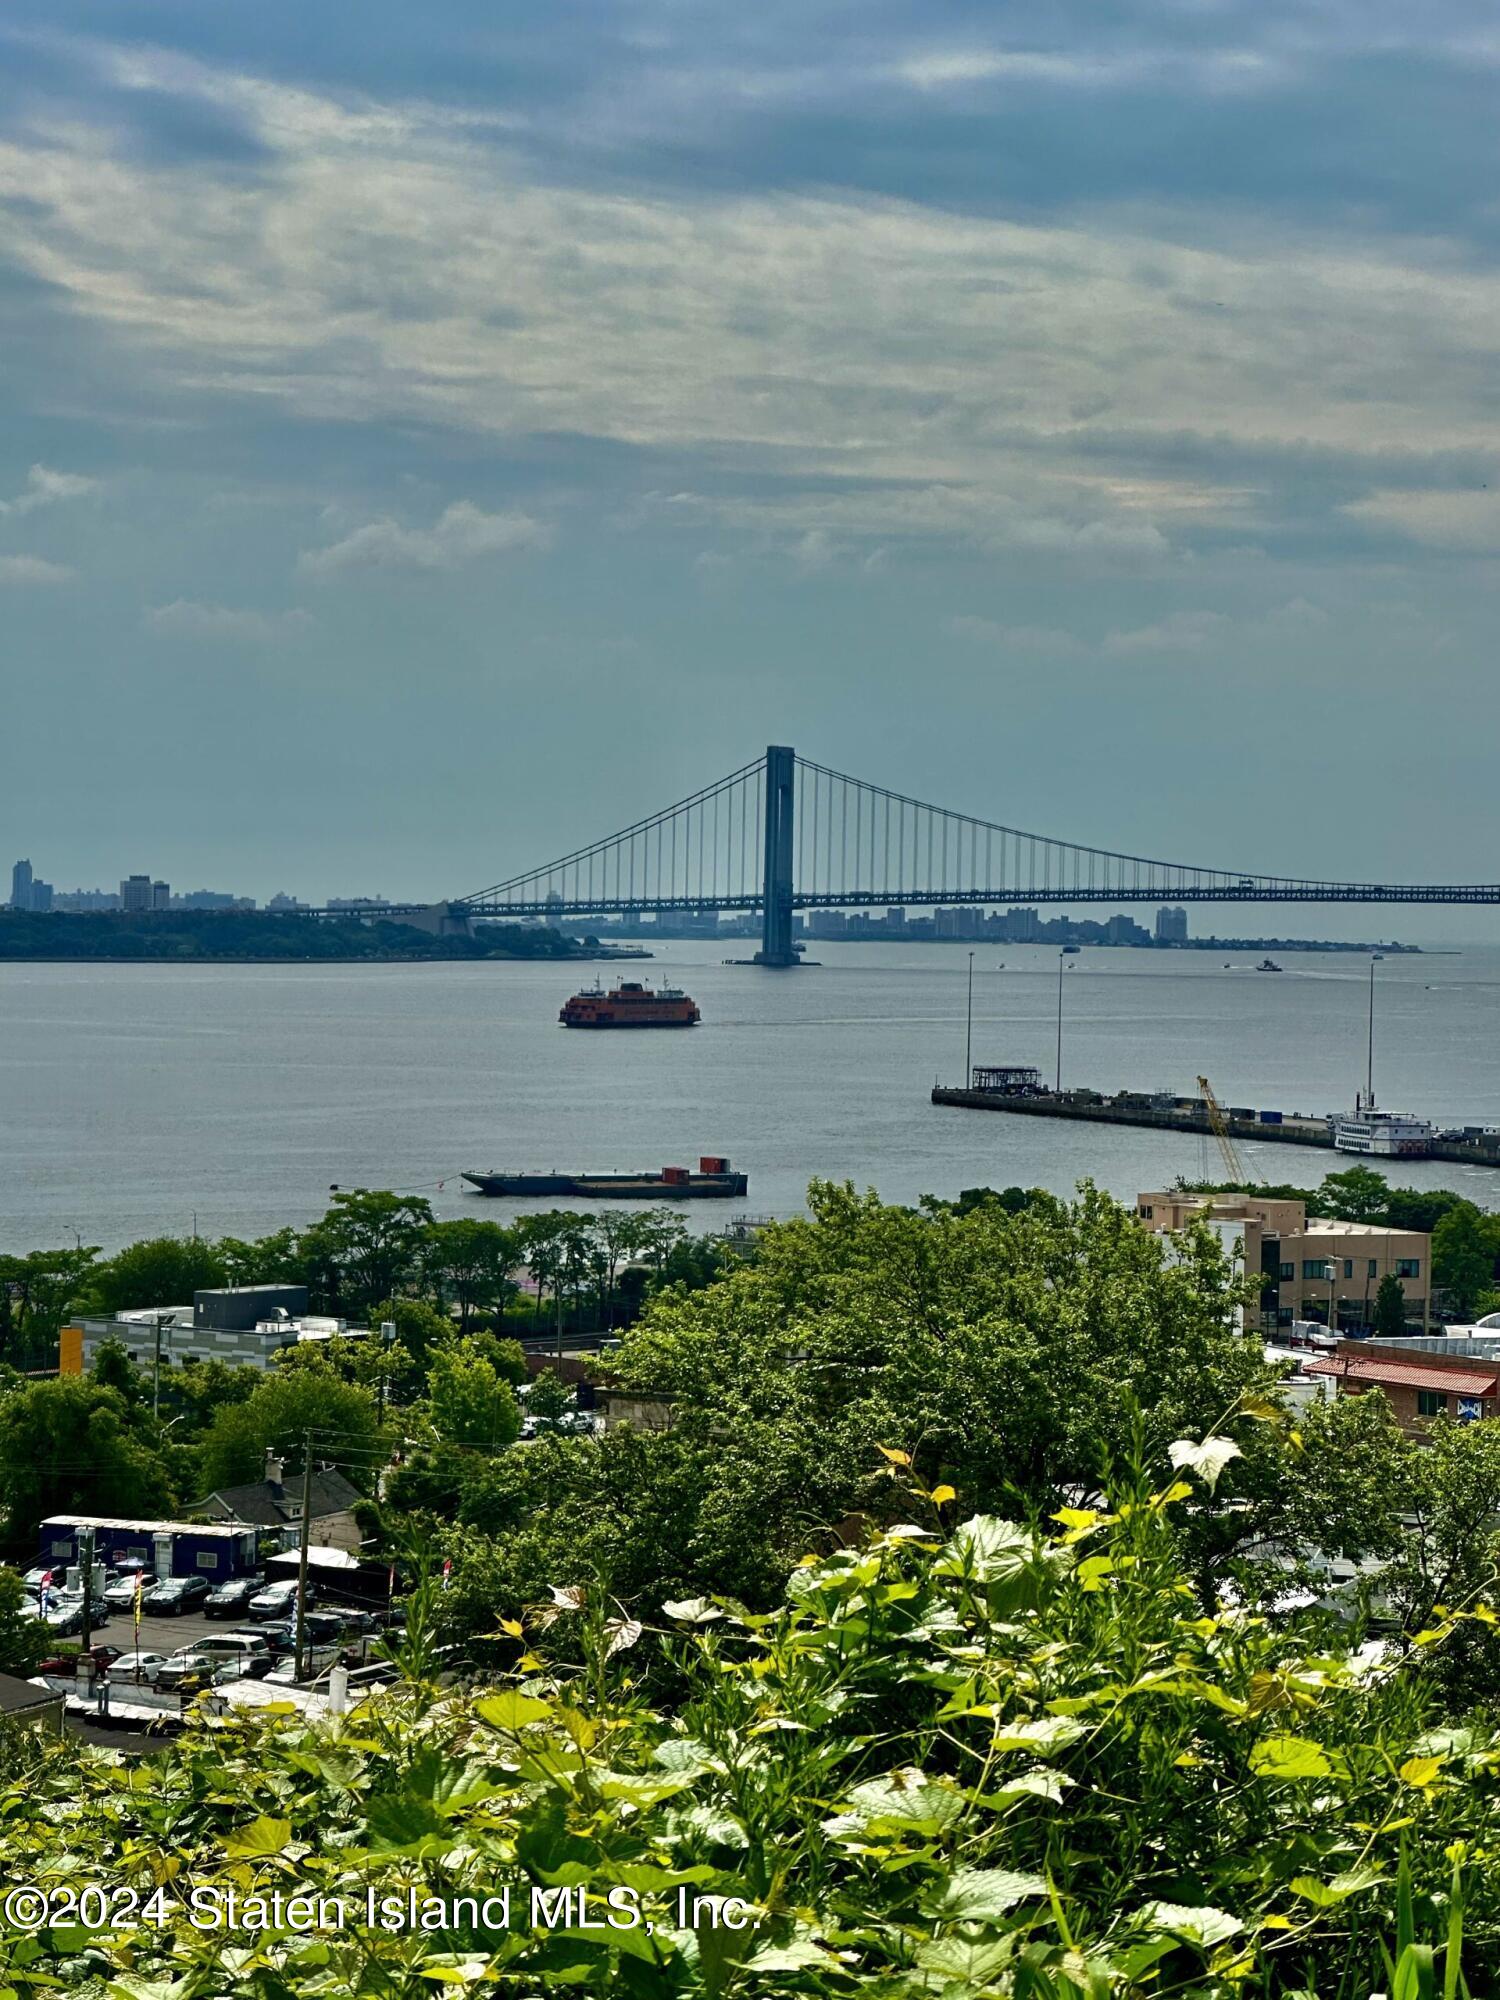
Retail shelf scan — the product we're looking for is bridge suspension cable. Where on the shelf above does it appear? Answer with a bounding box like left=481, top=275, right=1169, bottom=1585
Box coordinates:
left=460, top=757, right=766, bottom=915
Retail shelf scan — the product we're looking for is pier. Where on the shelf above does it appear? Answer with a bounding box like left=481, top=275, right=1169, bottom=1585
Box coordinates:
left=930, top=1078, right=1500, bottom=1171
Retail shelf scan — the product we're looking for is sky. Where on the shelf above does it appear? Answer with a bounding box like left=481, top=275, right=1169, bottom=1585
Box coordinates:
left=1, top=1, right=1498, bottom=931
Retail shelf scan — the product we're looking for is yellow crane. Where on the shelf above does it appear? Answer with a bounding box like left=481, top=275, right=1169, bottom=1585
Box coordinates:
left=1197, top=1075, right=1260, bottom=1185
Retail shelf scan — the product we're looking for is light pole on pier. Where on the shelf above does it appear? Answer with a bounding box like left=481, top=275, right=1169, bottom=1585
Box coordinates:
left=1055, top=950, right=1065, bottom=1095
left=965, top=951, right=974, bottom=1088
left=1365, top=953, right=1384, bottom=1112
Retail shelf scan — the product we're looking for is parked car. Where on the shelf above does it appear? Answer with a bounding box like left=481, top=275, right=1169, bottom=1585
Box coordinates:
left=43, top=1592, right=109, bottom=1635
left=21, top=1566, right=53, bottom=1592
left=248, top=1579, right=313, bottom=1621
left=264, top=1641, right=343, bottom=1685
left=104, top=1572, right=148, bottom=1610
left=37, top=1645, right=123, bottom=1677
left=260, top=1611, right=345, bottom=1657
left=204, top=1577, right=262, bottom=1619
left=107, top=1651, right=170, bottom=1685
left=159, top=1633, right=274, bottom=1688
left=175, top=1632, right=272, bottom=1677
left=141, top=1576, right=211, bottom=1616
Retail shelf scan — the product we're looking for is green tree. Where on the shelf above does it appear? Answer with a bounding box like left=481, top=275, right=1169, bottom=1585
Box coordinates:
left=479, top=1335, right=529, bottom=1387
left=83, top=1236, right=227, bottom=1314
left=1315, top=1165, right=1393, bottom=1222
left=90, top=1336, right=143, bottom=1401
left=1373, top=1270, right=1409, bottom=1338
left=316, top=1190, right=434, bottom=1318
left=526, top=1368, right=573, bottom=1428
left=371, top=1296, right=452, bottom=1373
left=0, top=1248, right=99, bottom=1368
left=427, top=1341, right=520, bottom=1449
left=1433, top=1202, right=1500, bottom=1321
left=0, top=1569, right=42, bottom=1676
left=419, top=1180, right=1272, bottom=1616
left=0, top=1378, right=173, bottom=1545
left=423, top=1220, right=520, bottom=1331
left=197, top=1367, right=384, bottom=1492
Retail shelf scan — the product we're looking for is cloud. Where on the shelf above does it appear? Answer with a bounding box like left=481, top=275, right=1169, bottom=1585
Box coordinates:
left=146, top=599, right=314, bottom=641
left=7, top=37, right=1500, bottom=583
left=1102, top=610, right=1231, bottom=656
left=1342, top=488, right=1500, bottom=552
left=892, top=46, right=1279, bottom=95
left=945, top=615, right=1087, bottom=657
left=0, top=554, right=71, bottom=585
left=0, top=464, right=100, bottom=516
left=946, top=599, right=1329, bottom=662
left=299, top=502, right=551, bottom=576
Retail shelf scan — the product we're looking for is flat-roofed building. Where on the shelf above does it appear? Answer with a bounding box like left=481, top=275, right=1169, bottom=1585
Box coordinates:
left=1136, top=1191, right=1429, bottom=1334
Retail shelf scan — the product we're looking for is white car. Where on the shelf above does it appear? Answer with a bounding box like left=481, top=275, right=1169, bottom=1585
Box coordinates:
left=161, top=1633, right=273, bottom=1685
left=107, top=1652, right=170, bottom=1685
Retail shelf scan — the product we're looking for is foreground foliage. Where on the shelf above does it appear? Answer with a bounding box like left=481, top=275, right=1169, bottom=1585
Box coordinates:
left=2, top=1454, right=1495, bottom=1997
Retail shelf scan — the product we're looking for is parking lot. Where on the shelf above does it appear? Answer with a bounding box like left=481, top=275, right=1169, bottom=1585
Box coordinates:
left=44, top=1597, right=394, bottom=1674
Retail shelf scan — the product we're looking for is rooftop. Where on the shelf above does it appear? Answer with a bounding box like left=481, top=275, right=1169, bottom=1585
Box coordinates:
left=1306, top=1352, right=1499, bottom=1398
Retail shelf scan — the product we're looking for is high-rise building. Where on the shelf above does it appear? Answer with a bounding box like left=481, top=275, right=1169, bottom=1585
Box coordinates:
left=1154, top=905, right=1189, bottom=944
left=151, top=880, right=171, bottom=910
left=9, top=859, right=33, bottom=911
left=30, top=879, right=53, bottom=913
left=120, top=874, right=153, bottom=913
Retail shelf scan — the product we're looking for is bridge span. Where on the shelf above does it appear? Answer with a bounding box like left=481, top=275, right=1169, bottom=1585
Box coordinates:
left=312, top=748, right=1500, bottom=963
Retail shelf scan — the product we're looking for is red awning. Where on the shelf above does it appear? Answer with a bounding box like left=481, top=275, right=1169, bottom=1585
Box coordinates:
left=1305, top=1356, right=1499, bottom=1398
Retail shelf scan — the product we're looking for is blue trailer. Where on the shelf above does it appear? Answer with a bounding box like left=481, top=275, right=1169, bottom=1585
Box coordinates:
left=38, top=1515, right=257, bottom=1584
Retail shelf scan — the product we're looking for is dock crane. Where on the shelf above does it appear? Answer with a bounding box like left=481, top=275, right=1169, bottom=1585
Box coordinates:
left=1197, top=1075, right=1262, bottom=1185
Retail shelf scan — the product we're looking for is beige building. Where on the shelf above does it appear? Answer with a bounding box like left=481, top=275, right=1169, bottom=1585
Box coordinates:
left=1136, top=1191, right=1429, bottom=1333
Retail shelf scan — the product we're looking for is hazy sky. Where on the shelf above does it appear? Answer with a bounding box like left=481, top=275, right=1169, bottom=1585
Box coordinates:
left=1, top=3, right=1497, bottom=931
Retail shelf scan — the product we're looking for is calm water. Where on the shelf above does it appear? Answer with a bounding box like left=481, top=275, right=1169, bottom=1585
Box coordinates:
left=4, top=941, right=1500, bottom=1251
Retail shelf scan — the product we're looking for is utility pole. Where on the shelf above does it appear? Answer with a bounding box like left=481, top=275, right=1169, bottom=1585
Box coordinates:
left=293, top=1433, right=313, bottom=1685
left=79, top=1527, right=94, bottom=1651
left=965, top=950, right=974, bottom=1088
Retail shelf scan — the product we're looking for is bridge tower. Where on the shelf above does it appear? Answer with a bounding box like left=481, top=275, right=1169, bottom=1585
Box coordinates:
left=757, top=744, right=797, bottom=966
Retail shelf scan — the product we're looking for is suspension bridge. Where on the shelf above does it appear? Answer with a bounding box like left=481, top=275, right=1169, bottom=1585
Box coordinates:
left=324, top=746, right=1500, bottom=965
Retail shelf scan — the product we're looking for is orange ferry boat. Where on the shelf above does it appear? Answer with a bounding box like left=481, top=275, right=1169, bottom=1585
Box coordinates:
left=559, top=978, right=701, bottom=1028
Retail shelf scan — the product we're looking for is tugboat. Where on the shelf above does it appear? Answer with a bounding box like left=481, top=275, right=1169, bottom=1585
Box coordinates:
left=560, top=978, right=701, bottom=1027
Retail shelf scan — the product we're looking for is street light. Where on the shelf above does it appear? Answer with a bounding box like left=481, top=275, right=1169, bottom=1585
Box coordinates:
left=379, top=1320, right=396, bottom=1418
left=1055, top=950, right=1066, bottom=1094
left=1364, top=953, right=1384, bottom=1113
left=965, top=950, right=975, bottom=1088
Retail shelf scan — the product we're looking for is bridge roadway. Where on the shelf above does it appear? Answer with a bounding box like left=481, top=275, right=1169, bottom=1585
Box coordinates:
left=302, top=881, right=1500, bottom=923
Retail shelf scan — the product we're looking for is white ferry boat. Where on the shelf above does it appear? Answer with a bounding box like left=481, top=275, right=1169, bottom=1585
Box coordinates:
left=1331, top=1110, right=1433, bottom=1158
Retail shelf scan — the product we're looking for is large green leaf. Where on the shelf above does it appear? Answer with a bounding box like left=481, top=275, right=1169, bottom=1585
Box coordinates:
left=926, top=1867, right=1050, bottom=1920
left=1250, top=1734, right=1334, bottom=1780
left=223, top=1815, right=290, bottom=1859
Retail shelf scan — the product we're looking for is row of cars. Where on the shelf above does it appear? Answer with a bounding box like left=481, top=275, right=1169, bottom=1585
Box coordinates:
left=22, top=1564, right=337, bottom=1633
left=44, top=1605, right=396, bottom=1693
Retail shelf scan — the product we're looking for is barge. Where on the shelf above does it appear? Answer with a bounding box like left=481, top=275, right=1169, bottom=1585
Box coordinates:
left=465, top=1156, right=747, bottom=1200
